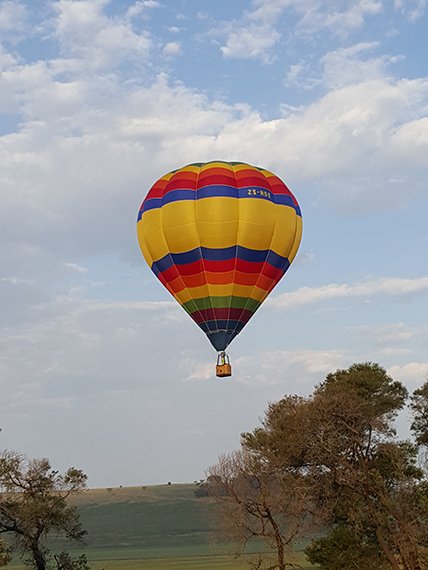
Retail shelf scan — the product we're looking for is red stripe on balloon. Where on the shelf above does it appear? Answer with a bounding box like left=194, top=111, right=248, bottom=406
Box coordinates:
left=163, top=271, right=278, bottom=295
left=197, top=174, right=237, bottom=187
left=160, top=258, right=285, bottom=278
left=164, top=177, right=198, bottom=191
left=189, top=307, right=254, bottom=325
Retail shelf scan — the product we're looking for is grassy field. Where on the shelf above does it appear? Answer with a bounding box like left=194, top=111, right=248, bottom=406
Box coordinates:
left=7, top=556, right=312, bottom=570
left=7, top=484, right=315, bottom=569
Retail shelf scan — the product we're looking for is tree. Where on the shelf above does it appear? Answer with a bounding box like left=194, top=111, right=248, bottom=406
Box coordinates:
left=225, top=362, right=428, bottom=570
left=304, top=440, right=428, bottom=569
left=206, top=394, right=332, bottom=569
left=410, top=379, right=428, bottom=447
left=207, top=448, right=315, bottom=570
left=0, top=451, right=90, bottom=570
left=305, top=524, right=387, bottom=570
left=304, top=364, right=426, bottom=570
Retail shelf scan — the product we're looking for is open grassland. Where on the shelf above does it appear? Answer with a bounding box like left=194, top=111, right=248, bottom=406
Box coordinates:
left=88, top=551, right=311, bottom=569
left=7, top=555, right=312, bottom=570
left=8, top=484, right=314, bottom=569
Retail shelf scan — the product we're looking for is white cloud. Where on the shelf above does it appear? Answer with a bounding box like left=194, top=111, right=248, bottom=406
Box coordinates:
left=62, top=262, right=88, bottom=273
left=269, top=277, right=428, bottom=309
left=354, top=322, right=417, bottom=345
left=180, top=354, right=213, bottom=382
left=218, top=0, right=285, bottom=62
left=284, top=42, right=402, bottom=91
left=0, top=0, right=27, bottom=33
left=351, top=322, right=423, bottom=358
left=52, top=0, right=152, bottom=71
left=394, top=0, right=427, bottom=20
left=269, top=78, right=428, bottom=197
left=126, top=0, right=160, bottom=19
left=284, top=62, right=305, bottom=87
left=219, top=0, right=384, bottom=62
left=233, top=348, right=347, bottom=389
left=320, top=42, right=402, bottom=88
left=388, top=362, right=428, bottom=388
left=162, top=41, right=182, bottom=58
left=297, top=0, right=383, bottom=38
left=390, top=117, right=428, bottom=166
left=220, top=24, right=280, bottom=63
left=1, top=276, right=34, bottom=285
left=0, top=1, right=425, bottom=275
left=0, top=59, right=427, bottom=294
left=0, top=45, right=18, bottom=73
left=0, top=293, right=183, bottom=413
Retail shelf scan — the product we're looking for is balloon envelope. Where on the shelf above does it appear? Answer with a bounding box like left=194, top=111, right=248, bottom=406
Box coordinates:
left=137, top=161, right=302, bottom=351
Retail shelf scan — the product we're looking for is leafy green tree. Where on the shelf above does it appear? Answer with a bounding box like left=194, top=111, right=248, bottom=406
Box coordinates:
left=0, top=451, right=90, bottom=570
left=240, top=363, right=427, bottom=570
left=309, top=364, right=427, bottom=570
left=306, top=524, right=388, bottom=570
left=411, top=379, right=428, bottom=447
left=318, top=361, right=408, bottom=415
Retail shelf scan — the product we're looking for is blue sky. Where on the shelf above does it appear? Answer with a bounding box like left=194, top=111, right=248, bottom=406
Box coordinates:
left=0, top=0, right=427, bottom=487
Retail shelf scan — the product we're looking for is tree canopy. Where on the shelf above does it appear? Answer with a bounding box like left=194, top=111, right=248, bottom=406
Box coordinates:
left=0, top=452, right=90, bottom=570
left=207, top=362, right=428, bottom=570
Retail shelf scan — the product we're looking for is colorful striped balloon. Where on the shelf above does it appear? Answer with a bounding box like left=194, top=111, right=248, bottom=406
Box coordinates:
left=137, top=161, right=302, bottom=353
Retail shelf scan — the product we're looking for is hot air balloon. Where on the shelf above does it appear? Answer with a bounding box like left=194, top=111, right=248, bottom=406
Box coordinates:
left=136, top=161, right=302, bottom=377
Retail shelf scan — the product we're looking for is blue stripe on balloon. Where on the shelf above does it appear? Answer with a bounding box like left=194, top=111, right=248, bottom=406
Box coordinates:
left=151, top=254, right=174, bottom=275
left=138, top=184, right=302, bottom=216
left=266, top=250, right=290, bottom=271
left=207, top=330, right=239, bottom=351
left=274, top=194, right=296, bottom=208
left=202, top=246, right=236, bottom=261
left=139, top=190, right=195, bottom=214
left=151, top=246, right=289, bottom=273
left=237, top=247, right=267, bottom=263
left=199, top=320, right=247, bottom=334
left=198, top=185, right=238, bottom=199
left=169, top=248, right=202, bottom=266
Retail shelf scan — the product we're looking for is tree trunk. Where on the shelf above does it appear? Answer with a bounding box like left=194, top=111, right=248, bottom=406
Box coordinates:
left=265, top=508, right=286, bottom=570
left=31, top=543, right=46, bottom=570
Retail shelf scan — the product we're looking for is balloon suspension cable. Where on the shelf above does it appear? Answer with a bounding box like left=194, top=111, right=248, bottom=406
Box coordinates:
left=216, top=351, right=232, bottom=378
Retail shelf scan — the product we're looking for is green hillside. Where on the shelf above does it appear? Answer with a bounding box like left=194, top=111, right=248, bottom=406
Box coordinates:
left=7, top=484, right=314, bottom=569
left=73, top=484, right=223, bottom=559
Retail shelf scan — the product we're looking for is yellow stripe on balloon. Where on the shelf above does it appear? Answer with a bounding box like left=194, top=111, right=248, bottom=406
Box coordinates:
left=139, top=198, right=299, bottom=261
left=161, top=201, right=200, bottom=253
left=230, top=163, right=257, bottom=173
left=159, top=171, right=177, bottom=181
left=174, top=164, right=201, bottom=174
left=200, top=161, right=235, bottom=171
left=137, top=215, right=170, bottom=263
left=257, top=167, right=276, bottom=178
left=270, top=205, right=298, bottom=257
left=136, top=222, right=153, bottom=266
left=195, top=197, right=239, bottom=249
left=288, top=215, right=303, bottom=263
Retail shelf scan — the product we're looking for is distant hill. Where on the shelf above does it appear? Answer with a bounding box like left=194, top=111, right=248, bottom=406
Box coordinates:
left=70, top=483, right=223, bottom=559
left=7, top=484, right=314, bottom=569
